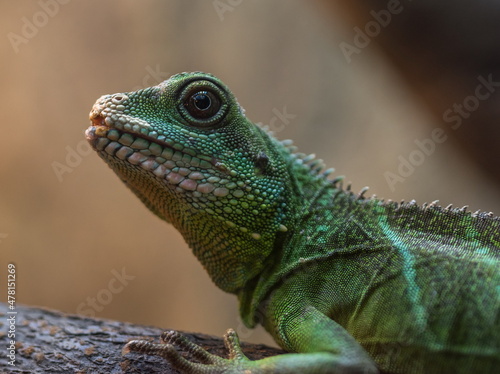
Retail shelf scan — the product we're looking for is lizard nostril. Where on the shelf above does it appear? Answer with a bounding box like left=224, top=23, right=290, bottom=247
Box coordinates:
left=111, top=94, right=128, bottom=105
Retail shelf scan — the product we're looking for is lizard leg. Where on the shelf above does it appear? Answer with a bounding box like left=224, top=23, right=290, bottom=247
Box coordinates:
left=123, top=329, right=254, bottom=373
left=263, top=302, right=379, bottom=374
left=123, top=323, right=378, bottom=373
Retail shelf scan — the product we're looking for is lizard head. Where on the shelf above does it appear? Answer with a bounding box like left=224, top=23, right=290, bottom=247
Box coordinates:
left=86, top=72, right=291, bottom=292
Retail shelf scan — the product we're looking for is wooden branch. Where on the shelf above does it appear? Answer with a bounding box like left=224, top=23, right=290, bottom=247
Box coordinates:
left=0, top=303, right=284, bottom=373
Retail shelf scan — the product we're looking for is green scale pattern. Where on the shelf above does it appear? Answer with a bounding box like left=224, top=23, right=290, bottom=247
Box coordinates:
left=87, top=72, right=500, bottom=374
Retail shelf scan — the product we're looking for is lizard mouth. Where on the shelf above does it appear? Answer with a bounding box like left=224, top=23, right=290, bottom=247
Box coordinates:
left=86, top=115, right=221, bottom=194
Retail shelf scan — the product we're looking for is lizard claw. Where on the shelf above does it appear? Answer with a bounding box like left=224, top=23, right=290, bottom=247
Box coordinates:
left=160, top=330, right=227, bottom=365
left=223, top=329, right=245, bottom=360
left=123, top=329, right=253, bottom=373
left=122, top=339, right=177, bottom=361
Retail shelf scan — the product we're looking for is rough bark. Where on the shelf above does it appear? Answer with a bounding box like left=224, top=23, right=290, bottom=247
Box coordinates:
left=0, top=303, right=283, bottom=374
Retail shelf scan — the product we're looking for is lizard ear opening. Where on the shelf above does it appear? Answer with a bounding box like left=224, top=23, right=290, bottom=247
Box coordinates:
left=178, top=80, right=229, bottom=128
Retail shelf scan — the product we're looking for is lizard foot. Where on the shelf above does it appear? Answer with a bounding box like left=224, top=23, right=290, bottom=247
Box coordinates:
left=123, top=329, right=256, bottom=374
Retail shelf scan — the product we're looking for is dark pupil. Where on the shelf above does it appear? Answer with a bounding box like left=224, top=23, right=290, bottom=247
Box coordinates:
left=184, top=88, right=221, bottom=120
left=192, top=92, right=211, bottom=111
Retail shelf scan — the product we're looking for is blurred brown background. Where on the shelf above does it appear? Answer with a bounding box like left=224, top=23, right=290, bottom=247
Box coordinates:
left=1, top=1, right=499, bottom=347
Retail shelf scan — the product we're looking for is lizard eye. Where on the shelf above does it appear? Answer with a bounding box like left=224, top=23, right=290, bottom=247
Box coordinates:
left=185, top=90, right=220, bottom=119
left=179, top=80, right=228, bottom=127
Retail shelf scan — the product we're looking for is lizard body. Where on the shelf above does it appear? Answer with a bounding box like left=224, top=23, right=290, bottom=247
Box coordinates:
left=86, top=72, right=500, bottom=373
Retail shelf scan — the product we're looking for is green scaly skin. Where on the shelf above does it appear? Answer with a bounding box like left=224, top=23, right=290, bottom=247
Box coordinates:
left=86, top=72, right=500, bottom=374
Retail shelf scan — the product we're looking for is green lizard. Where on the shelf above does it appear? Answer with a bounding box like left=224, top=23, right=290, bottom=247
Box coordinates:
left=86, top=72, right=500, bottom=373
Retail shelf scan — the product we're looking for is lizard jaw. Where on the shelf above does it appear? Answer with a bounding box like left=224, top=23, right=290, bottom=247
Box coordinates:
left=86, top=121, right=221, bottom=195
left=85, top=91, right=233, bottom=200
left=86, top=114, right=108, bottom=139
